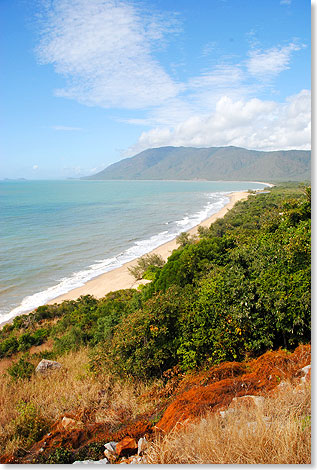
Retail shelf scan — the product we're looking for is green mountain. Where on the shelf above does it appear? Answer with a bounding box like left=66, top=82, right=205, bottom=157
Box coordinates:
left=85, top=146, right=311, bottom=181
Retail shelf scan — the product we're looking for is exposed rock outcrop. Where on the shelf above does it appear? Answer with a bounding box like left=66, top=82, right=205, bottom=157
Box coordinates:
left=35, top=359, right=62, bottom=374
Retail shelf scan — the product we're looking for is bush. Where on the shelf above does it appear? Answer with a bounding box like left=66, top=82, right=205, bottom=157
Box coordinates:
left=152, top=237, right=234, bottom=292
left=13, top=401, right=50, bottom=447
left=109, top=285, right=194, bottom=378
left=7, top=358, right=35, bottom=381
left=45, top=447, right=74, bottom=464
left=53, top=326, right=90, bottom=355
left=176, top=232, right=197, bottom=247
left=0, top=335, right=19, bottom=357
left=73, top=442, right=105, bottom=462
left=128, top=253, right=165, bottom=280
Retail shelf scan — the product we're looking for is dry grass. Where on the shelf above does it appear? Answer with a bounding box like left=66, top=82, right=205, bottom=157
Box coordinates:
left=0, top=348, right=160, bottom=456
left=146, top=382, right=311, bottom=464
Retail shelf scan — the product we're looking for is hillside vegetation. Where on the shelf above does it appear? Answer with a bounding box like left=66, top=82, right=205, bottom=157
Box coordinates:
left=85, top=146, right=311, bottom=181
left=0, top=183, right=311, bottom=464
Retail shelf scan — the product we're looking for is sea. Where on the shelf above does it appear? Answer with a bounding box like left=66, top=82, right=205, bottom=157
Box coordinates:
left=0, top=180, right=267, bottom=324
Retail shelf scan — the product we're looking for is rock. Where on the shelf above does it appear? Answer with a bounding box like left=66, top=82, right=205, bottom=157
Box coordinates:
left=103, top=450, right=115, bottom=461
left=35, top=359, right=62, bottom=374
left=298, top=365, right=311, bottom=383
left=220, top=395, right=265, bottom=419
left=137, top=437, right=148, bottom=456
left=73, top=458, right=110, bottom=464
left=61, top=417, right=84, bottom=430
left=104, top=441, right=117, bottom=455
left=116, top=437, right=138, bottom=458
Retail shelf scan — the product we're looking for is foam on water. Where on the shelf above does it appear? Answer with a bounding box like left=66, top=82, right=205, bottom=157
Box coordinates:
left=2, top=192, right=230, bottom=324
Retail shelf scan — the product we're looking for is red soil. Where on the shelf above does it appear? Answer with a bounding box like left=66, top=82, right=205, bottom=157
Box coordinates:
left=1, top=344, right=310, bottom=464
left=156, top=344, right=311, bottom=433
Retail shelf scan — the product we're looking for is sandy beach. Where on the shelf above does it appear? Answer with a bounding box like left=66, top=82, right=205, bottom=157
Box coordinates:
left=46, top=190, right=250, bottom=305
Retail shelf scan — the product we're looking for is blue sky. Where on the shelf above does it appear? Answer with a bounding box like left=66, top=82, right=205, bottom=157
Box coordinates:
left=0, top=0, right=311, bottom=179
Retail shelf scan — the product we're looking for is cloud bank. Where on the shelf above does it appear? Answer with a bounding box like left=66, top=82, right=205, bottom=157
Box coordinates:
left=36, top=0, right=310, bottom=152
left=132, top=90, right=310, bottom=153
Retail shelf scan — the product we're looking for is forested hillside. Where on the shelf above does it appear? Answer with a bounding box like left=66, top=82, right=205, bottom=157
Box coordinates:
left=85, top=146, right=311, bottom=181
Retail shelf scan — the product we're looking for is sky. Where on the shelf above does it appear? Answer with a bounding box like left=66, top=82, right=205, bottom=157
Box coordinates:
left=0, top=0, right=311, bottom=179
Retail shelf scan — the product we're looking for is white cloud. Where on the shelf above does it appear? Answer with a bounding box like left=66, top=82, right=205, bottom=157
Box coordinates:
left=35, top=1, right=309, bottom=156
left=36, top=0, right=180, bottom=109
left=130, top=90, right=311, bottom=153
left=247, top=43, right=303, bottom=80
left=33, top=164, right=39, bottom=170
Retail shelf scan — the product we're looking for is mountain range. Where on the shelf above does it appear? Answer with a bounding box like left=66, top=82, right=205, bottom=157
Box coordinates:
left=84, top=146, right=311, bottom=182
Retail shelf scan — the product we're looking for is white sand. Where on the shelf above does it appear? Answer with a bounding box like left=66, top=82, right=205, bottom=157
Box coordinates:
left=47, top=190, right=250, bottom=304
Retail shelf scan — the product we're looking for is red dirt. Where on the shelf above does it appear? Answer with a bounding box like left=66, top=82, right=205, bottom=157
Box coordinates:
left=1, top=344, right=310, bottom=464
left=156, top=344, right=311, bottom=432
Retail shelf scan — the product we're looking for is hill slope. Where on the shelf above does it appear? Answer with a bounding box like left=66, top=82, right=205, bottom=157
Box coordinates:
left=85, top=146, right=311, bottom=181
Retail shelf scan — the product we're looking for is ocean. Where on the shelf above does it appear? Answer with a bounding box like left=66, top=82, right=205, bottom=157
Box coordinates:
left=0, top=180, right=267, bottom=323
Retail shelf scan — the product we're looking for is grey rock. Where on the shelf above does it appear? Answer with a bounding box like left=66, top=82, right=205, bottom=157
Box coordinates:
left=35, top=359, right=62, bottom=374
left=104, top=441, right=117, bottom=455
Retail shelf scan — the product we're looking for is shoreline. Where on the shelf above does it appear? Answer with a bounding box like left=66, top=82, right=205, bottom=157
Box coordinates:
left=0, top=185, right=271, bottom=328
left=45, top=190, right=250, bottom=305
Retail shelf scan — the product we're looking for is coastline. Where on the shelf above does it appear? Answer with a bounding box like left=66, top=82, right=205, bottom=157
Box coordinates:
left=45, top=190, right=250, bottom=305
left=0, top=185, right=270, bottom=328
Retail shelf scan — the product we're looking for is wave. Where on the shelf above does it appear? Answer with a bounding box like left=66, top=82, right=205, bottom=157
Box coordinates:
left=1, top=192, right=230, bottom=324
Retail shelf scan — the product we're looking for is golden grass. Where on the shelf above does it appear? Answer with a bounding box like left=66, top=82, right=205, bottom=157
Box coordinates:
left=146, top=382, right=311, bottom=464
left=0, top=348, right=160, bottom=456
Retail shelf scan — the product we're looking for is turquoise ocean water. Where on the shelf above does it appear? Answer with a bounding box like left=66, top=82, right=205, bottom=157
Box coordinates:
left=0, top=180, right=267, bottom=323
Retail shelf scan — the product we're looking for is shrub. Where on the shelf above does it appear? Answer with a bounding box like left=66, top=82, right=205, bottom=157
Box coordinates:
left=176, top=232, right=197, bottom=247
left=13, top=401, right=50, bottom=447
left=45, top=447, right=74, bottom=464
left=109, top=285, right=194, bottom=378
left=0, top=335, right=19, bottom=357
left=17, top=332, right=35, bottom=352
left=128, top=253, right=165, bottom=280
left=73, top=442, right=105, bottom=462
left=53, top=326, right=90, bottom=355
left=7, top=358, right=35, bottom=381
left=152, top=237, right=234, bottom=292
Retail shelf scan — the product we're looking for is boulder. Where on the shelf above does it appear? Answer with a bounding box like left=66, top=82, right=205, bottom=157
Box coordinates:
left=116, top=437, right=138, bottom=458
left=35, top=359, right=62, bottom=374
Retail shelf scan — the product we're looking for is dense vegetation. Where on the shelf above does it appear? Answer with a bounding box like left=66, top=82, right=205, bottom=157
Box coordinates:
left=0, top=183, right=311, bottom=382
